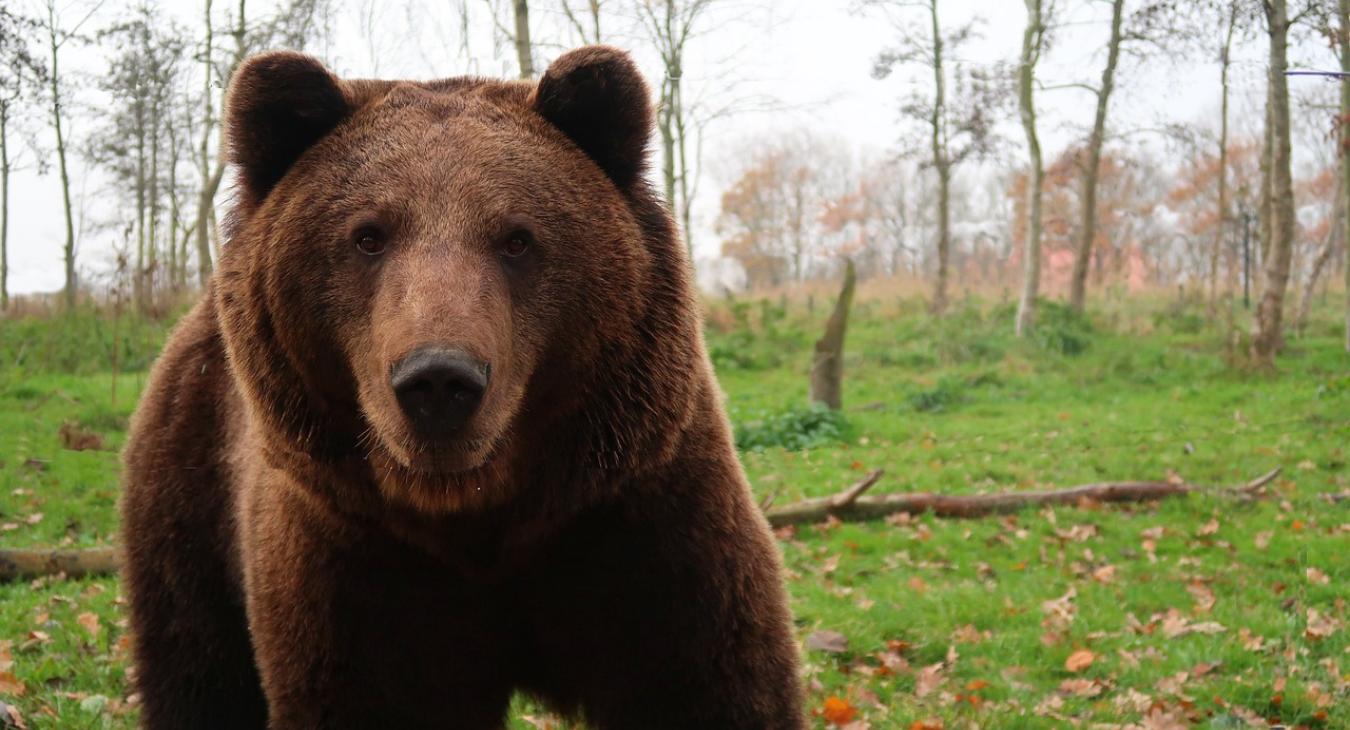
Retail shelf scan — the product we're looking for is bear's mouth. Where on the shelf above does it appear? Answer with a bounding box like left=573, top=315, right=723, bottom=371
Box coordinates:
left=398, top=437, right=499, bottom=475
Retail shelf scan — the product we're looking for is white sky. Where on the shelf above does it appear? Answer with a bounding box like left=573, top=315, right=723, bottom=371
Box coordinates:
left=3, top=0, right=1339, bottom=294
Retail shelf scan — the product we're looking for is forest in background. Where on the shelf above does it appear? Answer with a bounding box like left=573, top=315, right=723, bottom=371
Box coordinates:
left=0, top=0, right=1346, bottom=368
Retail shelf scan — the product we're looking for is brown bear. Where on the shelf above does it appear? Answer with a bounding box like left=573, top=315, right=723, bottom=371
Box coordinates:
left=119, top=46, right=804, bottom=729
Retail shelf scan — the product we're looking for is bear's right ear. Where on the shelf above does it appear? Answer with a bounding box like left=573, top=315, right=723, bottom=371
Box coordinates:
left=225, top=51, right=350, bottom=205
left=533, top=46, right=653, bottom=190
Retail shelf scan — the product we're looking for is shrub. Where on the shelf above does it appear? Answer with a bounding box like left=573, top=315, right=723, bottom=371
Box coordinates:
left=1032, top=301, right=1093, bottom=356
left=734, top=403, right=850, bottom=452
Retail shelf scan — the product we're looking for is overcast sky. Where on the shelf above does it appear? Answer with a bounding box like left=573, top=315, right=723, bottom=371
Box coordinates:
left=3, top=0, right=1340, bottom=294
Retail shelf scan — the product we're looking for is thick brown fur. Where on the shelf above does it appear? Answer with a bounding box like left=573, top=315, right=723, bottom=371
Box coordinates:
left=120, top=46, right=804, bottom=729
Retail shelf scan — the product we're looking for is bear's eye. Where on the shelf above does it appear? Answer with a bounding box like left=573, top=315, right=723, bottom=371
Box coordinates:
left=500, top=231, right=531, bottom=259
left=354, top=229, right=386, bottom=257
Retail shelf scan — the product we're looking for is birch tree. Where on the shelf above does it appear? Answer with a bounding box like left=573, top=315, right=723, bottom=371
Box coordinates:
left=40, top=0, right=100, bottom=310
left=0, top=7, right=47, bottom=312
left=1066, top=0, right=1123, bottom=313
left=1015, top=0, right=1051, bottom=337
left=1339, top=0, right=1350, bottom=352
left=1250, top=0, right=1312, bottom=364
left=637, top=0, right=716, bottom=257
left=865, top=0, right=1003, bottom=316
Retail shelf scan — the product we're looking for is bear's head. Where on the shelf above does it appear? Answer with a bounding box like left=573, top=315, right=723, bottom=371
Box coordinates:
left=216, top=47, right=703, bottom=513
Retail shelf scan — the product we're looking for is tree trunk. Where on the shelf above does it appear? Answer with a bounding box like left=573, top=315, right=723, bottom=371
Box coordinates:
left=764, top=468, right=1281, bottom=528
left=195, top=0, right=217, bottom=288
left=47, top=4, right=77, bottom=310
left=1340, top=0, right=1350, bottom=353
left=1068, top=0, right=1123, bottom=314
left=1212, top=2, right=1238, bottom=311
left=0, top=103, right=8, bottom=312
left=929, top=0, right=950, bottom=317
left=1257, top=70, right=1274, bottom=294
left=512, top=0, right=534, bottom=79
left=809, top=259, right=856, bottom=410
left=1015, top=0, right=1044, bottom=338
left=1294, top=194, right=1338, bottom=335
left=1251, top=0, right=1295, bottom=365
left=148, top=93, right=161, bottom=307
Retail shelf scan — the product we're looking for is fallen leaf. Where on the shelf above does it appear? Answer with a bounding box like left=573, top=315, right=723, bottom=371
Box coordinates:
left=914, top=663, right=944, bottom=698
left=1064, top=649, right=1095, bottom=673
left=1186, top=582, right=1216, bottom=613
left=58, top=422, right=104, bottom=451
left=820, top=696, right=856, bottom=726
left=1306, top=609, right=1342, bottom=640
left=1306, top=567, right=1329, bottom=586
left=1254, top=531, right=1273, bottom=549
left=0, top=672, right=24, bottom=697
left=1058, top=678, right=1103, bottom=697
left=77, top=612, right=100, bottom=639
left=1196, top=518, right=1219, bottom=536
left=805, top=630, right=848, bottom=654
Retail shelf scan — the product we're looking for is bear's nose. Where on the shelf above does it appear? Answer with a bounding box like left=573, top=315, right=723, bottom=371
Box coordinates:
left=390, top=347, right=489, bottom=436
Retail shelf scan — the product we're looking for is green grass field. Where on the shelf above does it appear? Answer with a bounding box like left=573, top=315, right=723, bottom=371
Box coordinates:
left=0, top=296, right=1346, bottom=728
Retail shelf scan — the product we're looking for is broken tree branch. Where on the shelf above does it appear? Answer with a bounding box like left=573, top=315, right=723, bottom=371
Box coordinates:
left=0, top=469, right=1283, bottom=581
left=764, top=468, right=1281, bottom=528
left=0, top=546, right=119, bottom=582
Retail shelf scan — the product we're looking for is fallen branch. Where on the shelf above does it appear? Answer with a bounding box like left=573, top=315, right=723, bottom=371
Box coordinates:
left=0, top=547, right=119, bottom=582
left=0, top=469, right=1281, bottom=581
left=764, top=468, right=1281, bottom=528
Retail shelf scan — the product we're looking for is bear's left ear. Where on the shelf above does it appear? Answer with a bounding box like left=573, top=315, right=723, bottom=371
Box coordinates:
left=532, top=46, right=653, bottom=189
left=225, top=51, right=351, bottom=205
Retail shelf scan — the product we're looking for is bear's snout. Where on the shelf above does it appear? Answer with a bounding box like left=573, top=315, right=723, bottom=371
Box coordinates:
left=390, top=346, right=489, bottom=437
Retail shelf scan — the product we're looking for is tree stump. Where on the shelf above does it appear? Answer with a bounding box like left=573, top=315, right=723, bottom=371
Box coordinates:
left=809, top=259, right=856, bottom=410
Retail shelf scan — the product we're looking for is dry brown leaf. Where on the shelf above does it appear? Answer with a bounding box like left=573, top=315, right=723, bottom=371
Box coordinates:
left=1140, top=707, right=1189, bottom=730
left=1186, top=582, right=1216, bottom=613
left=1196, top=518, right=1219, bottom=536
left=1058, top=678, right=1103, bottom=697
left=0, top=671, right=25, bottom=697
left=1254, top=531, right=1273, bottom=550
left=1306, top=567, right=1329, bottom=586
left=1064, top=649, right=1095, bottom=673
left=1306, top=609, right=1342, bottom=640
left=805, top=630, right=848, bottom=654
left=77, top=612, right=100, bottom=639
left=58, top=422, right=104, bottom=451
left=914, top=662, right=944, bottom=698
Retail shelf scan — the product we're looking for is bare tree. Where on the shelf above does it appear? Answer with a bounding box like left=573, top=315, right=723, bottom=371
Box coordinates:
left=636, top=0, right=717, bottom=257
left=1015, top=0, right=1051, bottom=337
left=0, top=6, right=48, bottom=312
left=561, top=0, right=605, bottom=43
left=481, top=0, right=536, bottom=78
left=865, top=0, right=1003, bottom=316
left=1340, top=0, right=1350, bottom=352
left=187, top=0, right=334, bottom=288
left=1066, top=0, right=1123, bottom=313
left=1250, top=0, right=1314, bottom=364
left=40, top=0, right=101, bottom=310
left=512, top=0, right=534, bottom=77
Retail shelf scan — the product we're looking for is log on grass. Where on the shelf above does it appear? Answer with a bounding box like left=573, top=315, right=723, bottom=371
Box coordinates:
left=0, top=469, right=1282, bottom=580
left=0, top=546, right=119, bottom=582
left=765, top=468, right=1281, bottom=528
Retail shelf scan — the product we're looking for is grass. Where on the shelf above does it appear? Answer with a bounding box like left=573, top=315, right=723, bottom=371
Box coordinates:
left=0, top=297, right=1347, bottom=728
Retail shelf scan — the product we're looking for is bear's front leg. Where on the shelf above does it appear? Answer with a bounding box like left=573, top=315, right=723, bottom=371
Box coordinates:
left=522, top=474, right=806, bottom=729
left=239, top=478, right=514, bottom=729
